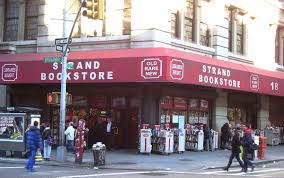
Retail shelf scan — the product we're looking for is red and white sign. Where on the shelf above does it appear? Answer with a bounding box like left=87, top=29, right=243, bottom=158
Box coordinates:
left=170, top=59, right=184, bottom=80
left=250, top=74, right=259, bottom=91
left=2, top=64, right=18, bottom=81
left=1, top=48, right=284, bottom=96
left=141, top=58, right=162, bottom=79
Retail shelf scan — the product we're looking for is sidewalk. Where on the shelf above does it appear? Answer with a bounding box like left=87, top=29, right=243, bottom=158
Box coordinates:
left=1, top=145, right=284, bottom=171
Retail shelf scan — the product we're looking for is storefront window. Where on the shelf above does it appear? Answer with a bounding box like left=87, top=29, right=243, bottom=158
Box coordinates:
left=188, top=99, right=209, bottom=125
left=0, top=115, right=24, bottom=142
left=227, top=107, right=253, bottom=127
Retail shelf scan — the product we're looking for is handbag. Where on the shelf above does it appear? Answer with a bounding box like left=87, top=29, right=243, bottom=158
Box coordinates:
left=250, top=143, right=259, bottom=150
left=47, top=136, right=54, bottom=145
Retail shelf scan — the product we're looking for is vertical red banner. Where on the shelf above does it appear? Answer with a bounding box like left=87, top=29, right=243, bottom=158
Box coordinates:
left=75, top=119, right=86, bottom=164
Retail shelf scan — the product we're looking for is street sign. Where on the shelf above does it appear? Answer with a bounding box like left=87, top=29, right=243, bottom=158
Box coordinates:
left=56, top=45, right=70, bottom=53
left=67, top=62, right=74, bottom=69
left=56, top=45, right=63, bottom=52
left=43, top=57, right=61, bottom=63
left=55, top=38, right=72, bottom=45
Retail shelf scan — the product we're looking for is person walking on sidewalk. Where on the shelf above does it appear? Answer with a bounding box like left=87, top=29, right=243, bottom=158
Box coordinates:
left=221, top=123, right=230, bottom=149
left=242, top=127, right=255, bottom=172
left=65, top=122, right=75, bottom=153
left=42, top=123, right=52, bottom=161
left=25, top=121, right=43, bottom=172
left=223, top=130, right=244, bottom=172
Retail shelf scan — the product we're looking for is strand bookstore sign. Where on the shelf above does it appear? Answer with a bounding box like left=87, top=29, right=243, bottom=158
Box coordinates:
left=0, top=48, right=284, bottom=96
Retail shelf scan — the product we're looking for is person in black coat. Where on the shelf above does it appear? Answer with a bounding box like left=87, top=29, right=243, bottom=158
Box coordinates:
left=203, top=124, right=210, bottom=151
left=221, top=123, right=230, bottom=149
left=25, top=121, right=43, bottom=172
left=242, top=128, right=255, bottom=172
left=223, top=130, right=244, bottom=171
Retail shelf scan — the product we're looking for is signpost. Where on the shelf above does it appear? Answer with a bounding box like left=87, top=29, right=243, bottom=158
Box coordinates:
left=43, top=57, right=61, bottom=63
left=56, top=0, right=84, bottom=162
left=55, top=38, right=70, bottom=53
left=55, top=37, right=72, bottom=45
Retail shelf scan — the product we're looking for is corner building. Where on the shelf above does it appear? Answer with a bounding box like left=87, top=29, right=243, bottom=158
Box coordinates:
left=0, top=0, right=284, bottom=149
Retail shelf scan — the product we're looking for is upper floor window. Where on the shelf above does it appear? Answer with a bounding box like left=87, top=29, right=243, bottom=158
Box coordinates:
left=25, top=0, right=39, bottom=40
left=4, top=0, right=19, bottom=41
left=171, top=0, right=210, bottom=47
left=275, top=26, right=284, bottom=66
left=227, top=6, right=247, bottom=55
left=184, top=0, right=194, bottom=42
left=3, top=0, right=39, bottom=41
left=123, top=0, right=131, bottom=35
left=171, top=11, right=180, bottom=38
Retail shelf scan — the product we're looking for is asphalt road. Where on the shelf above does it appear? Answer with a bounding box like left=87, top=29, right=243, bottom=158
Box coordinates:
left=1, top=161, right=284, bottom=178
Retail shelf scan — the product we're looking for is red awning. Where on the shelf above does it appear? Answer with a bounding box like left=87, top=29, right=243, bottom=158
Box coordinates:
left=0, top=48, right=284, bottom=96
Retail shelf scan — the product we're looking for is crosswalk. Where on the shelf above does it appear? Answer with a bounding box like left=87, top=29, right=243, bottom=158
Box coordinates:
left=192, top=167, right=284, bottom=177
left=56, top=168, right=284, bottom=178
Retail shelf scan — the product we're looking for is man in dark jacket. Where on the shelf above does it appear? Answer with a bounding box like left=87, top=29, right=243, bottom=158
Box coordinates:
left=26, top=121, right=43, bottom=172
left=203, top=124, right=210, bottom=151
left=242, top=128, right=255, bottom=172
left=221, top=123, right=230, bottom=149
left=223, top=131, right=244, bottom=171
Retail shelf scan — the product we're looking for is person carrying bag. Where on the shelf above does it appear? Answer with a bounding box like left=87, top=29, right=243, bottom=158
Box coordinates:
left=42, top=124, right=52, bottom=161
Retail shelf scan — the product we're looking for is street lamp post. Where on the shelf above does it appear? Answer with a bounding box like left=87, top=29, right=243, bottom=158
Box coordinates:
left=56, top=0, right=84, bottom=162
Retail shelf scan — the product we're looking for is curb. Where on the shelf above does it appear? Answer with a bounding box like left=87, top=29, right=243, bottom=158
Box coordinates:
left=1, top=158, right=284, bottom=171
left=0, top=159, right=166, bottom=171
left=0, top=159, right=92, bottom=168
left=205, top=159, right=284, bottom=170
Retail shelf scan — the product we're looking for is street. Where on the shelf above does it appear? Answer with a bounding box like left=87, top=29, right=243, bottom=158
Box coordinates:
left=1, top=161, right=284, bottom=178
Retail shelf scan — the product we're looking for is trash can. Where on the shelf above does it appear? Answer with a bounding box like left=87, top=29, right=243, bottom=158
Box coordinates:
left=92, top=142, right=106, bottom=166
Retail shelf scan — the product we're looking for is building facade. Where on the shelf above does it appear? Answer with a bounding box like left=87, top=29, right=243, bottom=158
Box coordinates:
left=0, top=0, right=284, bottom=148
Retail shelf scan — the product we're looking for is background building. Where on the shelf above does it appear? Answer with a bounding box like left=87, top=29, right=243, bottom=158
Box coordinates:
left=0, top=0, right=284, bottom=148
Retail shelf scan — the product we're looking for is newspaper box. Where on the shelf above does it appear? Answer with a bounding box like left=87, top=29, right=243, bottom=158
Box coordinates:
left=0, top=107, right=41, bottom=158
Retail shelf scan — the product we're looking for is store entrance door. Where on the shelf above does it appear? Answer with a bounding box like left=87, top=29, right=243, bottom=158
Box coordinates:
left=112, top=109, right=138, bottom=149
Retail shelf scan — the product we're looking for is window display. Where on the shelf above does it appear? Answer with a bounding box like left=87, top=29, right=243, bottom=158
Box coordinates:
left=188, top=99, right=209, bottom=125
left=0, top=114, right=24, bottom=142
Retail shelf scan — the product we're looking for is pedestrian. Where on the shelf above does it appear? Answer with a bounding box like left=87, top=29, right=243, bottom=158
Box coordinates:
left=221, top=123, right=230, bottom=149
left=40, top=122, right=46, bottom=135
left=25, top=121, right=43, bottom=172
left=64, top=122, right=75, bottom=153
left=203, top=124, right=210, bottom=151
left=242, top=126, right=255, bottom=172
left=223, top=131, right=244, bottom=171
left=105, top=117, right=114, bottom=151
left=42, top=123, right=52, bottom=161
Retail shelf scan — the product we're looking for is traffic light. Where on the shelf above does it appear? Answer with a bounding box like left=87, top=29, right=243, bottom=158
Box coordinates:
left=47, top=92, right=72, bottom=105
left=82, top=0, right=104, bottom=20
left=47, top=92, right=59, bottom=105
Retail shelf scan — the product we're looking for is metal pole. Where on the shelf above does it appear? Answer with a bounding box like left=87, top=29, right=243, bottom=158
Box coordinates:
left=56, top=0, right=84, bottom=162
left=56, top=0, right=68, bottom=162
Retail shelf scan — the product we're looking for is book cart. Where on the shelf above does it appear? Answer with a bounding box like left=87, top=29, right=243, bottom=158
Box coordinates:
left=152, top=96, right=187, bottom=154
left=185, top=99, right=209, bottom=151
left=151, top=124, right=174, bottom=155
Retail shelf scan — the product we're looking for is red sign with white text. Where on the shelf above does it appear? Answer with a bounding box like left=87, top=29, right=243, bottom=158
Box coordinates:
left=2, top=64, right=18, bottom=81
left=170, top=59, right=184, bottom=80
left=141, top=58, right=162, bottom=79
left=0, top=48, right=284, bottom=96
